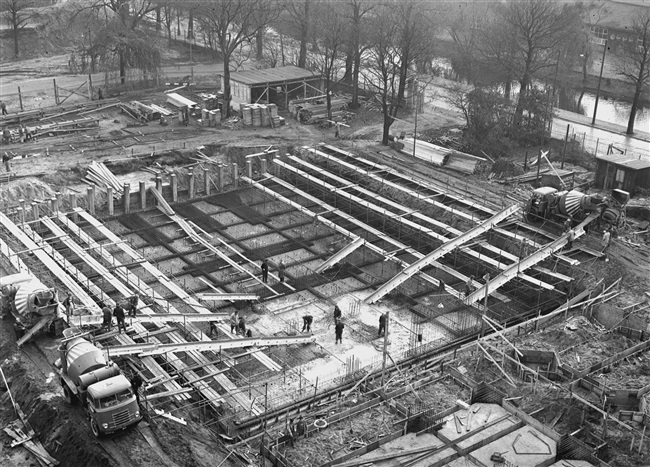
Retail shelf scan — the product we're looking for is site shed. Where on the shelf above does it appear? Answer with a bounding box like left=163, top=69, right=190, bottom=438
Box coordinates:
left=223, top=66, right=322, bottom=111
left=595, top=154, right=650, bottom=194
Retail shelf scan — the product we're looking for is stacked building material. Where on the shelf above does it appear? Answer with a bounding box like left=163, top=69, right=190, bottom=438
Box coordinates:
left=127, top=101, right=159, bottom=121
left=297, top=97, right=350, bottom=124
left=445, top=150, right=486, bottom=175
left=166, top=92, right=198, bottom=109
left=399, top=138, right=486, bottom=174
left=84, top=162, right=123, bottom=195
left=149, top=103, right=173, bottom=117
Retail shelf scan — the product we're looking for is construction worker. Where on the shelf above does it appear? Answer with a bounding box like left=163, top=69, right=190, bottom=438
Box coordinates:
left=378, top=313, right=387, bottom=337
left=602, top=228, right=612, bottom=262
left=335, top=318, right=344, bottom=344
left=101, top=303, right=112, bottom=330
left=237, top=316, right=247, bottom=336
left=261, top=259, right=269, bottom=283
left=113, top=302, right=127, bottom=333
left=334, top=121, right=341, bottom=138
left=302, top=315, right=313, bottom=333
left=2, top=129, right=10, bottom=144
left=278, top=259, right=286, bottom=283
left=130, top=372, right=143, bottom=405
left=564, top=218, right=571, bottom=233
left=333, top=304, right=342, bottom=323
left=62, top=293, right=73, bottom=317
left=209, top=321, right=219, bottom=338
left=566, top=228, right=576, bottom=250
left=0, top=101, right=7, bottom=115
left=465, top=276, right=474, bottom=297
left=127, top=293, right=139, bottom=317
left=97, top=88, right=104, bottom=100
left=229, top=310, right=239, bottom=333
left=295, top=416, right=307, bottom=438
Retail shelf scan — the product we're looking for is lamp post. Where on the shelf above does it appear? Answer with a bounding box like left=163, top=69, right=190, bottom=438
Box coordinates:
left=592, top=40, right=607, bottom=126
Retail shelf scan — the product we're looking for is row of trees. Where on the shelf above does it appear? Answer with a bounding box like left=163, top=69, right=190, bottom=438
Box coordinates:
left=4, top=0, right=649, bottom=139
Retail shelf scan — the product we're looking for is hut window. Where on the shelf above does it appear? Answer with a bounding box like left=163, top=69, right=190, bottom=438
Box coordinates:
left=615, top=169, right=625, bottom=183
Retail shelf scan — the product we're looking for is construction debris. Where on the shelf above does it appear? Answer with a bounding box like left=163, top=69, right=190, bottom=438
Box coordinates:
left=84, top=161, right=123, bottom=195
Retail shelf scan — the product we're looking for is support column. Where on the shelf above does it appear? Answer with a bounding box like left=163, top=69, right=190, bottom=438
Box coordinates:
left=171, top=173, right=178, bottom=202
left=50, top=197, right=57, bottom=214
left=123, top=183, right=131, bottom=214
left=31, top=202, right=39, bottom=222
left=261, top=158, right=268, bottom=174
left=55, top=192, right=62, bottom=213
left=203, top=167, right=210, bottom=195
left=216, top=164, right=223, bottom=191
left=140, top=181, right=147, bottom=209
left=107, top=186, right=114, bottom=216
left=70, top=193, right=77, bottom=221
left=87, top=187, right=95, bottom=215
left=231, top=163, right=238, bottom=189
left=19, top=199, right=25, bottom=215
left=247, top=159, right=253, bottom=178
left=17, top=207, right=24, bottom=226
left=156, top=175, right=163, bottom=193
left=188, top=168, right=195, bottom=199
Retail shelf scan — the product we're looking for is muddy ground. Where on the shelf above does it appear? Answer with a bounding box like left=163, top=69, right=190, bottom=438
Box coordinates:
left=1, top=50, right=650, bottom=467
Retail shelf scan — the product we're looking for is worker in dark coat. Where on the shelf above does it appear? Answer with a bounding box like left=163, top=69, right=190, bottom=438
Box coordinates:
left=261, top=259, right=269, bottom=283
left=229, top=310, right=239, bottom=333
left=113, top=303, right=127, bottom=333
left=209, top=321, right=219, bottom=338
left=102, top=304, right=113, bottom=330
left=238, top=316, right=247, bottom=336
left=335, top=318, right=344, bottom=344
left=378, top=313, right=387, bottom=337
left=278, top=259, right=286, bottom=283
left=131, top=373, right=143, bottom=404
left=127, top=293, right=139, bottom=317
left=465, top=276, right=474, bottom=297
left=302, top=315, right=313, bottom=333
left=295, top=416, right=307, bottom=438
left=0, top=101, right=7, bottom=115
left=566, top=229, right=576, bottom=250
left=333, top=305, right=342, bottom=323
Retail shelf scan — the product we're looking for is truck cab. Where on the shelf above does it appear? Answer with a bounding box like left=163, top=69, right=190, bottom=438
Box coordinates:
left=86, top=374, right=141, bottom=437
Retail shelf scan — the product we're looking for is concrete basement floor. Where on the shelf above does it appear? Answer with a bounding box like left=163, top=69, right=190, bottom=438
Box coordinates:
left=470, top=425, right=557, bottom=467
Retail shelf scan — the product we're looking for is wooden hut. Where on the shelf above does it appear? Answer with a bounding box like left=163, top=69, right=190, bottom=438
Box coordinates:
left=595, top=154, right=650, bottom=195
left=224, top=66, right=322, bottom=111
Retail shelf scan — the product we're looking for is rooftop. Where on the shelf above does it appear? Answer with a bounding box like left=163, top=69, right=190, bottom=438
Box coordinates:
left=228, top=66, right=321, bottom=86
left=596, top=153, right=650, bottom=170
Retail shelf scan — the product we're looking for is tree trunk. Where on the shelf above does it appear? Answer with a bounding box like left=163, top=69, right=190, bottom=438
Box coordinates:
left=298, top=33, right=307, bottom=68
left=351, top=49, right=361, bottom=109
left=187, top=9, right=194, bottom=39
left=177, top=8, right=181, bottom=36
left=504, top=80, right=511, bottom=101
left=120, top=51, right=126, bottom=84
left=514, top=76, right=529, bottom=125
left=13, top=24, right=19, bottom=57
left=156, top=6, right=161, bottom=31
left=342, top=45, right=354, bottom=83
left=627, top=82, right=644, bottom=135
left=382, top=108, right=392, bottom=145
left=280, top=34, right=286, bottom=66
left=223, top=57, right=232, bottom=118
left=256, top=28, right=264, bottom=60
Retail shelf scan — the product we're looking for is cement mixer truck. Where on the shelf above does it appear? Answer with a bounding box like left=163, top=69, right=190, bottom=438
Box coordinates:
left=57, top=327, right=142, bottom=437
left=0, top=272, right=59, bottom=344
left=524, top=187, right=629, bottom=228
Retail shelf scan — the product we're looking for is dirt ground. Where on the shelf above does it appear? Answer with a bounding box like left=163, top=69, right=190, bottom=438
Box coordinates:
left=2, top=48, right=650, bottom=467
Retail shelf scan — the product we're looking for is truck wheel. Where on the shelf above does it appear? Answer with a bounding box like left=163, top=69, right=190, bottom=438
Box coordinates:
left=62, top=385, right=76, bottom=405
left=90, top=418, right=102, bottom=438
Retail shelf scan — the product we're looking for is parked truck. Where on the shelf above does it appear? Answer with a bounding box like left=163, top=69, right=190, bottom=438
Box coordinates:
left=0, top=272, right=60, bottom=343
left=56, top=327, right=142, bottom=437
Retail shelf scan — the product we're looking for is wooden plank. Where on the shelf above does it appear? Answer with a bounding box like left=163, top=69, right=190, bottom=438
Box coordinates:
left=365, top=204, right=519, bottom=304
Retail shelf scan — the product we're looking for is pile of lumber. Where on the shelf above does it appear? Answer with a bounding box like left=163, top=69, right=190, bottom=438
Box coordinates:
left=3, top=403, right=59, bottom=466
left=0, top=108, right=44, bottom=125
left=296, top=97, right=350, bottom=124
left=84, top=161, right=123, bottom=195
left=166, top=92, right=198, bottom=109
left=241, top=104, right=285, bottom=128
left=399, top=138, right=486, bottom=174
left=200, top=108, right=221, bottom=127
left=127, top=101, right=160, bottom=121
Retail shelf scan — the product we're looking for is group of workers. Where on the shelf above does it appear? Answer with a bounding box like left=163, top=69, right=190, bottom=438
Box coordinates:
left=2, top=125, right=36, bottom=145
left=98, top=293, right=140, bottom=333
left=260, top=258, right=286, bottom=284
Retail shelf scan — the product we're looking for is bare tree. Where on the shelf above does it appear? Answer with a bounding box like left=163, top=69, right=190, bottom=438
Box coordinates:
left=311, top=1, right=346, bottom=120
left=285, top=0, right=312, bottom=68
left=342, top=0, right=373, bottom=108
left=196, top=0, right=274, bottom=117
left=364, top=1, right=434, bottom=145
left=2, top=0, right=35, bottom=57
left=480, top=0, right=584, bottom=124
left=617, top=11, right=650, bottom=135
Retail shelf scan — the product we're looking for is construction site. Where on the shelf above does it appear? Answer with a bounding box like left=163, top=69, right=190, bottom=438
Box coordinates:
left=1, top=65, right=650, bottom=467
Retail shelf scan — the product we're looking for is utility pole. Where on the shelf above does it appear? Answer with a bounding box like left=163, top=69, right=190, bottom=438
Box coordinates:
left=412, top=81, right=419, bottom=159
left=592, top=40, right=608, bottom=126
